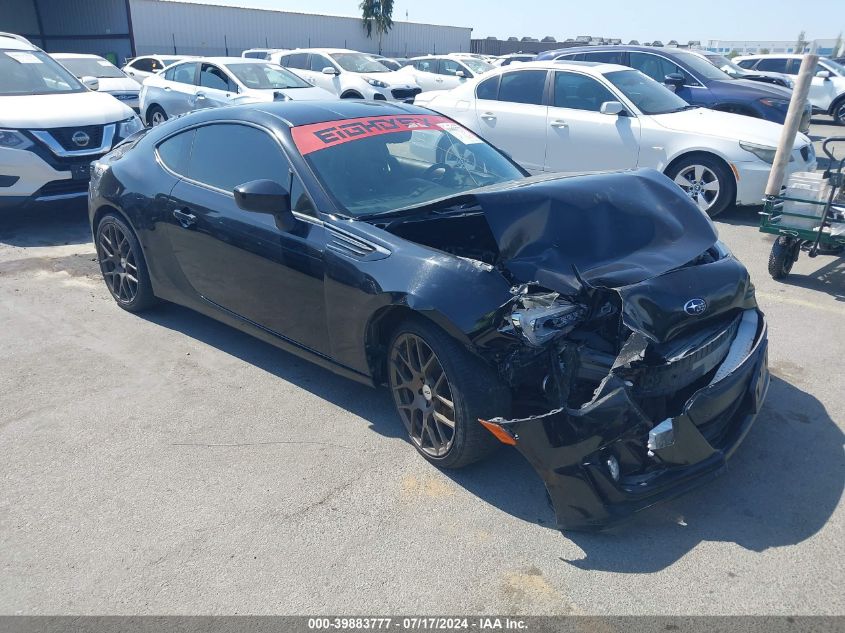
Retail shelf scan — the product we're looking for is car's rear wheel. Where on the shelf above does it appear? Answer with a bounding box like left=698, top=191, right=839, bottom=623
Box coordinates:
left=387, top=318, right=510, bottom=468
left=666, top=154, right=735, bottom=218
left=95, top=214, right=157, bottom=312
left=148, top=105, right=168, bottom=127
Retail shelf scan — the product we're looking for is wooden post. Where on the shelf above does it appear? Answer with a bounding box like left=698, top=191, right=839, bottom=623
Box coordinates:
left=764, top=47, right=818, bottom=197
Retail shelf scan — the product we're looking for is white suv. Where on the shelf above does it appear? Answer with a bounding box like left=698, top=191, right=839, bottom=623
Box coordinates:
left=0, top=33, right=142, bottom=210
left=734, top=54, right=845, bottom=124
left=277, top=48, right=421, bottom=101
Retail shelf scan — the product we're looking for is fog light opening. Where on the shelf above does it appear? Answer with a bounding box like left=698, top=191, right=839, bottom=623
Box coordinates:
left=606, top=455, right=620, bottom=481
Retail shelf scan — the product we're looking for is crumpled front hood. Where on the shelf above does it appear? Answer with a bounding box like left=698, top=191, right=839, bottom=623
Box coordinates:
left=476, top=169, right=718, bottom=295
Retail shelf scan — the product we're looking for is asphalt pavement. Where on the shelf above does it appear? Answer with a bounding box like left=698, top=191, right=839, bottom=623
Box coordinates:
left=0, top=117, right=842, bottom=616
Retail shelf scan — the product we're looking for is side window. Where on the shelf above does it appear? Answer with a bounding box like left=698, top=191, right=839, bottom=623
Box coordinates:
left=290, top=175, right=316, bottom=217
left=439, top=59, right=465, bottom=77
left=629, top=52, right=692, bottom=84
left=165, top=62, right=197, bottom=84
left=554, top=53, right=583, bottom=62
left=186, top=124, right=289, bottom=194
left=735, top=59, right=757, bottom=69
left=200, top=64, right=236, bottom=91
left=498, top=70, right=547, bottom=105
left=130, top=58, right=154, bottom=72
left=553, top=71, right=617, bottom=111
left=476, top=75, right=499, bottom=99
left=415, top=58, right=435, bottom=72
left=149, top=59, right=163, bottom=72
left=756, top=58, right=789, bottom=73
left=309, top=54, right=332, bottom=72
left=583, top=51, right=625, bottom=64
left=286, top=53, right=309, bottom=70
left=156, top=129, right=195, bottom=175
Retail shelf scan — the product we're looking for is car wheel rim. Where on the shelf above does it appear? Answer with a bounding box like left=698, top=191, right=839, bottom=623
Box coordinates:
left=151, top=111, right=165, bottom=126
left=674, top=164, right=721, bottom=213
left=837, top=102, right=845, bottom=123
left=389, top=333, right=456, bottom=458
left=444, top=144, right=477, bottom=171
left=98, top=223, right=139, bottom=304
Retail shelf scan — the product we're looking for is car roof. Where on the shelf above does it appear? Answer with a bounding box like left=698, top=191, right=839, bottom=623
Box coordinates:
left=190, top=56, right=275, bottom=65
left=0, top=32, right=37, bottom=51
left=51, top=52, right=106, bottom=60
left=255, top=100, right=431, bottom=128
left=492, top=59, right=629, bottom=74
left=286, top=48, right=356, bottom=54
left=542, top=45, right=699, bottom=57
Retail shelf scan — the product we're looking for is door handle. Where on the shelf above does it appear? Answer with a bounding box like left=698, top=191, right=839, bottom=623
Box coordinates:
left=196, top=92, right=207, bottom=100
left=481, top=112, right=497, bottom=120
left=173, top=209, right=197, bottom=228
left=550, top=119, right=569, bottom=128
left=163, top=86, right=171, bottom=91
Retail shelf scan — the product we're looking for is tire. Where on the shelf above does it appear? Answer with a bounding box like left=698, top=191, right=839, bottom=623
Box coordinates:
left=832, top=97, right=845, bottom=126
left=147, top=105, right=168, bottom=127
left=665, top=154, right=735, bottom=218
left=387, top=317, right=511, bottom=469
left=95, top=214, right=158, bottom=312
left=768, top=236, right=800, bottom=280
left=340, top=91, right=364, bottom=99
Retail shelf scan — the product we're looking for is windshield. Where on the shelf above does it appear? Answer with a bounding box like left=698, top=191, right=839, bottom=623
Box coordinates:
left=226, top=62, right=310, bottom=89
left=330, top=52, right=390, bottom=73
left=604, top=69, right=692, bottom=115
left=462, top=58, right=494, bottom=74
left=56, top=56, right=126, bottom=78
left=822, top=58, right=845, bottom=75
left=160, top=57, right=182, bottom=67
left=674, top=51, right=731, bottom=81
left=291, top=114, right=524, bottom=216
left=0, top=49, right=85, bottom=95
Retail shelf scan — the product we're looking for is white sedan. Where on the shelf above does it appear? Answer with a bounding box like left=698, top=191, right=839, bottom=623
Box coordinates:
left=140, top=57, right=335, bottom=126
left=416, top=61, right=816, bottom=216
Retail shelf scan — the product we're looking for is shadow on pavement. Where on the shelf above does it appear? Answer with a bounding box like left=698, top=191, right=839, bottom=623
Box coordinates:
left=138, top=302, right=407, bottom=443
left=713, top=204, right=762, bottom=228
left=776, top=255, right=845, bottom=301
left=138, top=303, right=843, bottom=571
left=0, top=201, right=91, bottom=248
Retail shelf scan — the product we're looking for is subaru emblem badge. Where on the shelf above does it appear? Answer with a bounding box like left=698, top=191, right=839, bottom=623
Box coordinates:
left=684, top=298, right=707, bottom=316
left=71, top=131, right=90, bottom=147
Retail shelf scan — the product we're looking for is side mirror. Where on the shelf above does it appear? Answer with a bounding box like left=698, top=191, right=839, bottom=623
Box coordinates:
left=322, top=66, right=339, bottom=75
left=82, top=76, right=100, bottom=91
left=455, top=70, right=467, bottom=78
left=816, top=70, right=831, bottom=79
left=663, top=72, right=685, bottom=91
left=600, top=100, right=628, bottom=116
left=233, top=179, right=294, bottom=231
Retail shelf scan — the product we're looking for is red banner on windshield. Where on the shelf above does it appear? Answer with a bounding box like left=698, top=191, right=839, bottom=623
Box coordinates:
left=292, top=114, right=452, bottom=155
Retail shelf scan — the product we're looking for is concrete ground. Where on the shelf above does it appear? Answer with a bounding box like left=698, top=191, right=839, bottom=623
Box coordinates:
left=0, top=117, right=843, bottom=616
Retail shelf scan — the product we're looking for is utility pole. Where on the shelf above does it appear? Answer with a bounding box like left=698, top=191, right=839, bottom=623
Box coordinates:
left=765, top=45, right=818, bottom=198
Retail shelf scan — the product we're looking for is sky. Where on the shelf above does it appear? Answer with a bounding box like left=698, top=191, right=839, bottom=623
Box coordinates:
left=179, top=0, right=845, bottom=43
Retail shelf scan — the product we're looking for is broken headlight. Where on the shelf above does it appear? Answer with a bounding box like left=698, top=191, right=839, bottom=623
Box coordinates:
left=510, top=290, right=586, bottom=347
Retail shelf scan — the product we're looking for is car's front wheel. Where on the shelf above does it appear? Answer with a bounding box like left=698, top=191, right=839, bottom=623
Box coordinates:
left=833, top=97, right=845, bottom=126
left=387, top=318, right=510, bottom=468
left=95, top=214, right=157, bottom=313
left=666, top=154, right=735, bottom=218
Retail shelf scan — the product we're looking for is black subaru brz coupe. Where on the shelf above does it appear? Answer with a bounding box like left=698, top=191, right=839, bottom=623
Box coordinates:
left=88, top=100, right=769, bottom=530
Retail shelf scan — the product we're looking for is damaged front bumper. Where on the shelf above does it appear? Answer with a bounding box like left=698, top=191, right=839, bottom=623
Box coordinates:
left=484, top=310, right=770, bottom=531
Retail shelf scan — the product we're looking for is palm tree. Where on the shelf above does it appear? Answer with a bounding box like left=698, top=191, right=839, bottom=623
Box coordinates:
left=360, top=0, right=394, bottom=55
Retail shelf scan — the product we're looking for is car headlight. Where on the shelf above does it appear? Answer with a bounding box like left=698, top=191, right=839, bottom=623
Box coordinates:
left=0, top=129, right=33, bottom=150
left=364, top=76, right=388, bottom=88
left=758, top=97, right=791, bottom=109
left=116, top=116, right=143, bottom=140
left=739, top=141, right=779, bottom=164
left=510, top=295, right=586, bottom=347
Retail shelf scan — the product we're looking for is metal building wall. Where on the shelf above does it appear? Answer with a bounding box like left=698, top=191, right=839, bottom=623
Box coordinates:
left=128, top=0, right=471, bottom=58
left=0, top=0, right=134, bottom=62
